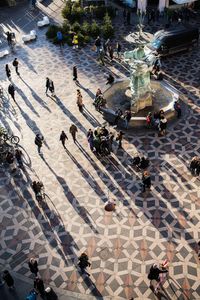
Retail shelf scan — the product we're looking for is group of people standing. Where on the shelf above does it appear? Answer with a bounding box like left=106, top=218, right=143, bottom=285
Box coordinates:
left=94, top=36, right=122, bottom=65
left=87, top=126, right=123, bottom=156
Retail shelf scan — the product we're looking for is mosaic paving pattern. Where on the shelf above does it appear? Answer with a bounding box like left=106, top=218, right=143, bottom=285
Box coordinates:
left=0, top=3, right=200, bottom=299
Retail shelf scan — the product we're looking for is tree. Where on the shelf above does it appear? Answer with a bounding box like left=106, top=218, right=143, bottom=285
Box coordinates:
left=102, top=13, right=114, bottom=39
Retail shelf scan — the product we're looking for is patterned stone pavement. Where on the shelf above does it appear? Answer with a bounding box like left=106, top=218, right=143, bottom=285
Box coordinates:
left=0, top=2, right=200, bottom=300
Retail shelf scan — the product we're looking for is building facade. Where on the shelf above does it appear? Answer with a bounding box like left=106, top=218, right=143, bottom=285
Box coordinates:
left=137, top=0, right=196, bottom=11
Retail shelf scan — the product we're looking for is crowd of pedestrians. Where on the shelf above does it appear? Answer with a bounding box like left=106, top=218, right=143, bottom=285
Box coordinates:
left=1, top=5, right=198, bottom=299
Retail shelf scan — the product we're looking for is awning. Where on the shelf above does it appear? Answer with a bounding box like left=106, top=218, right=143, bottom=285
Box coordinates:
left=172, top=0, right=196, bottom=4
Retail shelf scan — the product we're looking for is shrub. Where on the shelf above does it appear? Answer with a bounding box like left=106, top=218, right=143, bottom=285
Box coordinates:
left=62, top=0, right=84, bottom=22
left=82, top=21, right=91, bottom=36
left=84, top=35, right=91, bottom=43
left=90, top=20, right=100, bottom=38
left=101, top=13, right=114, bottom=39
left=61, top=0, right=72, bottom=19
left=71, top=21, right=81, bottom=33
left=71, top=5, right=84, bottom=22
left=46, top=25, right=62, bottom=40
left=62, top=20, right=70, bottom=34
left=93, top=6, right=116, bottom=19
left=77, top=32, right=85, bottom=46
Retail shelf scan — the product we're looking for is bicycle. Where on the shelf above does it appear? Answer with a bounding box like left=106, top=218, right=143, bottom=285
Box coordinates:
left=0, top=127, right=20, bottom=145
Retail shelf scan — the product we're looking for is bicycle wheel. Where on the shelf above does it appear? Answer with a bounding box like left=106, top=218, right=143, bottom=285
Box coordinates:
left=11, top=135, right=20, bottom=145
left=3, top=134, right=8, bottom=142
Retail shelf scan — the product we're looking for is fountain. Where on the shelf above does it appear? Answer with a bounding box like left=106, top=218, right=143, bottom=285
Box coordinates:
left=103, top=38, right=182, bottom=127
left=124, top=44, right=152, bottom=113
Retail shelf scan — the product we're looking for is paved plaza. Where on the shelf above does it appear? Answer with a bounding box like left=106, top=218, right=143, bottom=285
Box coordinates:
left=0, top=2, right=200, bottom=299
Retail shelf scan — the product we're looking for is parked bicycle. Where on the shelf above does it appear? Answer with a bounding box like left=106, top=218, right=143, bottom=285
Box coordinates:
left=0, top=126, right=20, bottom=145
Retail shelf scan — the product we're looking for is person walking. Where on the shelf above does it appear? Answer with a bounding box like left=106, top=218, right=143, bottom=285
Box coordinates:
left=46, top=77, right=50, bottom=94
left=78, top=253, right=91, bottom=275
left=142, top=171, right=151, bottom=192
left=159, top=116, right=167, bottom=136
left=72, top=32, right=78, bottom=49
left=34, top=277, right=45, bottom=297
left=148, top=263, right=168, bottom=293
left=57, top=31, right=63, bottom=48
left=77, top=90, right=84, bottom=112
left=8, top=84, right=16, bottom=102
left=123, top=110, right=132, bottom=129
left=15, top=148, right=23, bottom=168
left=34, top=134, right=44, bottom=154
left=28, top=258, right=38, bottom=276
left=73, top=65, right=78, bottom=83
left=60, top=130, right=68, bottom=148
left=87, top=129, right=94, bottom=151
left=45, top=287, right=58, bottom=300
left=5, top=64, right=11, bottom=80
left=3, top=270, right=15, bottom=289
left=95, top=36, right=101, bottom=54
left=6, top=32, right=12, bottom=46
left=99, top=49, right=105, bottom=66
left=49, top=79, right=55, bottom=97
left=116, top=131, right=123, bottom=149
left=174, top=101, right=181, bottom=118
left=46, top=78, right=55, bottom=96
left=116, top=42, right=122, bottom=59
left=114, top=108, right=123, bottom=125
left=69, top=124, right=78, bottom=143
left=108, top=45, right=114, bottom=61
left=12, top=58, right=19, bottom=75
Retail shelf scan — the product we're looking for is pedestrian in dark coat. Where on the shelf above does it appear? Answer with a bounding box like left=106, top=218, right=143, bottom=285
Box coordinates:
left=60, top=130, right=68, bottom=148
left=8, top=84, right=16, bottom=102
left=34, top=277, right=45, bottom=296
left=15, top=148, right=23, bottom=167
left=78, top=253, right=91, bottom=275
left=45, top=287, right=58, bottom=300
left=116, top=131, right=123, bottom=149
left=28, top=258, right=38, bottom=276
left=3, top=270, right=14, bottom=289
left=6, top=32, right=12, bottom=46
left=108, top=45, right=114, bottom=61
left=116, top=42, right=121, bottom=59
left=148, top=264, right=168, bottom=282
left=34, top=134, right=44, bottom=154
left=73, top=65, right=78, bottom=82
left=46, top=77, right=50, bottom=94
left=5, top=64, right=11, bottom=79
left=12, top=58, right=19, bottom=75
left=174, top=101, right=181, bottom=118
left=69, top=124, right=78, bottom=142
left=142, top=171, right=151, bottom=192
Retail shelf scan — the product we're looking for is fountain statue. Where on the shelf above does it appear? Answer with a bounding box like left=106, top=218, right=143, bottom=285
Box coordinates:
left=124, top=45, right=153, bottom=113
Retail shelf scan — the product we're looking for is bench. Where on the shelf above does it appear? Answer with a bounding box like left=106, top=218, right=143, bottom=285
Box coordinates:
left=0, top=49, right=9, bottom=59
left=37, top=16, right=50, bottom=28
left=22, top=30, right=37, bottom=43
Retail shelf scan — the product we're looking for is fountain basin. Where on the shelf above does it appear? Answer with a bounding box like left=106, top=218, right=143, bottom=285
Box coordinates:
left=102, top=78, right=181, bottom=127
